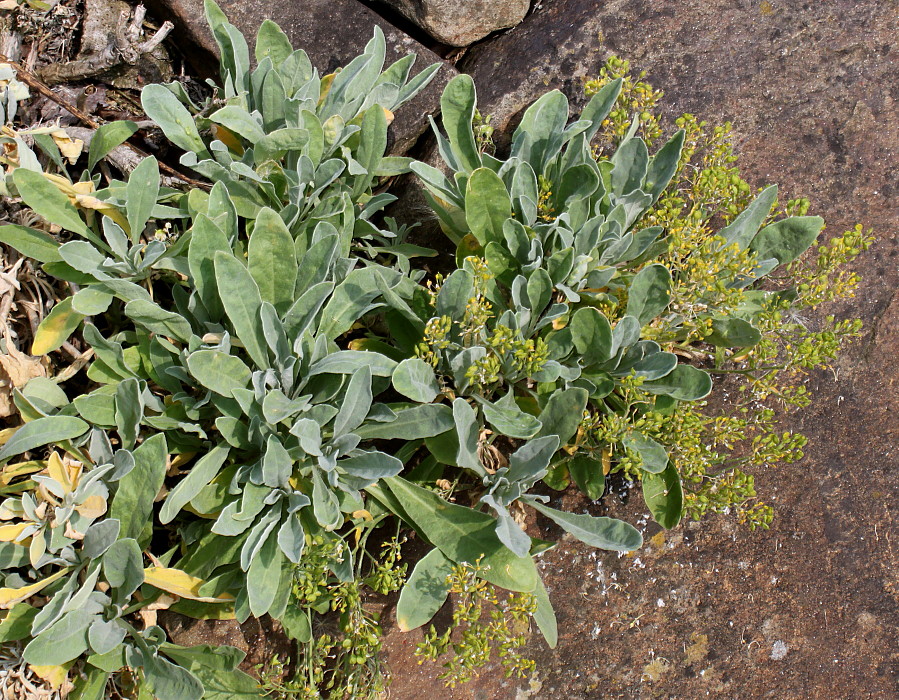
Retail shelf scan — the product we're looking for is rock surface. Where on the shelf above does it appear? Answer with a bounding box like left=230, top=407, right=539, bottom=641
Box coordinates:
left=382, top=0, right=899, bottom=697
left=146, top=0, right=456, bottom=153
left=376, top=0, right=530, bottom=47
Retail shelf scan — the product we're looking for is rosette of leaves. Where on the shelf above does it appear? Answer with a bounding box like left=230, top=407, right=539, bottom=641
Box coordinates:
left=408, top=74, right=825, bottom=531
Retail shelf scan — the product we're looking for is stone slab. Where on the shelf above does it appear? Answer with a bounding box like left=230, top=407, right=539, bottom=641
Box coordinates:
left=383, top=0, right=899, bottom=697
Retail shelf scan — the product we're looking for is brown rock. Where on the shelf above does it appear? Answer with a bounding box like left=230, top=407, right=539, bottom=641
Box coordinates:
left=377, top=0, right=530, bottom=47
left=148, top=0, right=457, bottom=153
left=383, top=1, right=899, bottom=698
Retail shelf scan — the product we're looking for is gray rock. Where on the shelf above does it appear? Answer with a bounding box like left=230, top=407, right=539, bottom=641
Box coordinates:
left=378, top=0, right=531, bottom=46
left=149, top=0, right=456, bottom=153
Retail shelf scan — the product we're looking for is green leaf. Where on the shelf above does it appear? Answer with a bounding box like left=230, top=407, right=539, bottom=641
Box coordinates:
left=333, top=365, right=372, bottom=437
left=465, top=168, right=511, bottom=245
left=706, top=317, right=762, bottom=348
left=642, top=462, right=683, bottom=529
left=308, top=350, right=397, bottom=377
left=452, top=398, right=482, bottom=475
left=255, top=19, right=292, bottom=66
left=161, top=644, right=260, bottom=700
left=125, top=156, right=160, bottom=242
left=12, top=169, right=91, bottom=238
left=248, top=531, right=285, bottom=616
left=532, top=578, right=558, bottom=649
left=0, top=225, right=62, bottom=263
left=626, top=263, right=672, bottom=326
left=643, top=364, right=712, bottom=401
left=102, top=539, right=144, bottom=599
left=579, top=77, right=622, bottom=142
left=477, top=392, right=542, bottom=440
left=23, top=609, right=93, bottom=665
left=124, top=299, right=193, bottom=343
left=0, top=415, right=88, bottom=462
left=58, top=240, right=105, bottom=274
left=0, top=604, right=38, bottom=643
left=160, top=445, right=230, bottom=524
left=645, top=129, right=685, bottom=203
left=71, top=287, right=113, bottom=315
left=210, top=105, right=265, bottom=144
left=536, top=388, right=588, bottom=445
left=144, top=655, right=204, bottom=700
left=525, top=498, right=642, bottom=551
left=622, top=432, right=668, bottom=474
left=395, top=548, right=453, bottom=631
left=187, top=350, right=252, bottom=397
left=354, top=404, right=454, bottom=440
left=248, top=207, right=297, bottom=315
left=440, top=74, right=481, bottom=173
left=720, top=185, right=778, bottom=249
left=570, top=307, right=612, bottom=366
left=384, top=476, right=540, bottom=593
left=214, top=251, right=268, bottom=369
left=568, top=454, right=604, bottom=500
left=108, top=434, right=167, bottom=542
left=353, top=105, right=388, bottom=199
left=114, top=377, right=143, bottom=450
left=88, top=120, right=139, bottom=171
left=317, top=267, right=382, bottom=340
left=392, top=358, right=440, bottom=403
left=141, top=84, right=210, bottom=158
left=749, top=216, right=824, bottom=266
left=70, top=665, right=110, bottom=700
left=188, top=214, right=230, bottom=320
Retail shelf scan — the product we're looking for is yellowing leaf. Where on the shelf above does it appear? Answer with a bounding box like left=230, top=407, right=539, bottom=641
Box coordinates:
left=50, top=131, right=84, bottom=164
left=73, top=194, right=130, bottom=233
left=0, top=568, right=68, bottom=608
left=1, top=460, right=44, bottom=486
left=143, top=567, right=234, bottom=603
left=29, top=663, right=72, bottom=690
left=0, top=427, right=17, bottom=447
left=31, top=297, right=84, bottom=356
left=74, top=494, right=107, bottom=519
left=382, top=107, right=395, bottom=126
left=0, top=522, right=29, bottom=541
left=47, top=452, right=72, bottom=493
left=602, top=448, right=611, bottom=476
left=210, top=124, right=244, bottom=155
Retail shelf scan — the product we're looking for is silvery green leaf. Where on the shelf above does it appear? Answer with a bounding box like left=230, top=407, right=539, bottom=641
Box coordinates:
left=311, top=469, right=341, bottom=530
left=82, top=519, right=121, bottom=558
left=278, top=512, right=305, bottom=563
left=511, top=90, right=569, bottom=174
left=0, top=416, right=88, bottom=463
left=160, top=445, right=230, bottom=524
left=524, top=497, right=642, bottom=551
left=625, top=263, right=672, bottom=326
left=339, top=451, right=402, bottom=484
left=124, top=299, right=193, bottom=343
left=68, top=288, right=112, bottom=322
left=114, top=378, right=143, bottom=450
left=142, top=84, right=210, bottom=159
left=289, top=418, right=322, bottom=456
left=452, top=398, right=483, bottom=475
left=108, top=434, right=167, bottom=542
left=58, top=240, right=105, bottom=275
left=536, top=388, right=588, bottom=444
left=392, top=358, right=440, bottom=403
left=509, top=435, right=559, bottom=484
left=262, top=436, right=292, bottom=488
left=241, top=506, right=282, bottom=570
left=102, top=537, right=143, bottom=600
left=88, top=618, right=126, bottom=656
left=621, top=432, right=668, bottom=474
left=354, top=404, right=453, bottom=440
left=187, top=350, right=252, bottom=397
left=308, top=350, right=396, bottom=377
left=261, top=390, right=310, bottom=424
left=440, top=74, right=481, bottom=174
left=475, top=391, right=542, bottom=439
left=214, top=251, right=268, bottom=369
left=720, top=184, right=778, bottom=250
left=394, top=547, right=453, bottom=632
left=333, top=365, right=372, bottom=437
left=125, top=156, right=160, bottom=243
left=23, top=609, right=93, bottom=666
